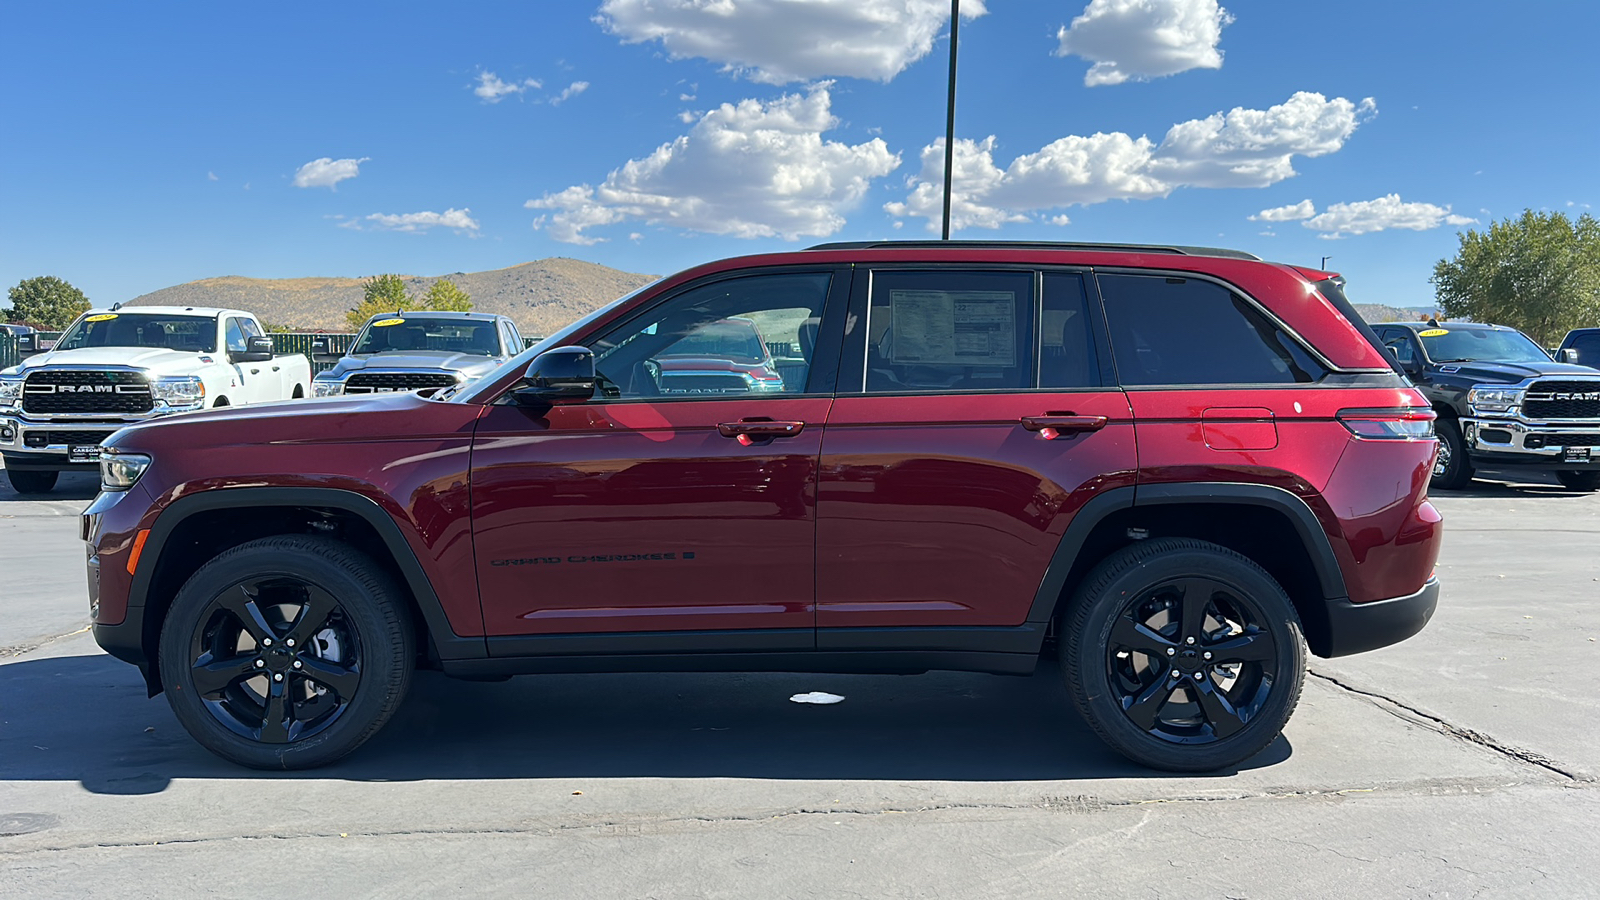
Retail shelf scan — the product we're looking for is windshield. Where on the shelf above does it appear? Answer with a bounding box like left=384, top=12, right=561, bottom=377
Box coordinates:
left=56, top=313, right=217, bottom=352
left=1419, top=327, right=1551, bottom=364
left=351, top=317, right=500, bottom=356
left=450, top=277, right=666, bottom=403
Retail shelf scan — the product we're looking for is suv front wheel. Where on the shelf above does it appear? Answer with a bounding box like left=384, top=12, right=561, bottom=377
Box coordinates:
left=1062, top=538, right=1306, bottom=772
left=158, top=535, right=414, bottom=769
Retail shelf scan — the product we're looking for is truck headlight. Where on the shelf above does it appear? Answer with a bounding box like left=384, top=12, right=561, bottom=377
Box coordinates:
left=313, top=379, right=345, bottom=397
left=99, top=449, right=152, bottom=492
left=0, top=376, right=22, bottom=407
left=152, top=376, right=206, bottom=407
left=1467, top=386, right=1524, bottom=414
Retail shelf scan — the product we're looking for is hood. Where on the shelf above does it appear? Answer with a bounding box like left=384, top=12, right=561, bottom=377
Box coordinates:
left=106, top=391, right=474, bottom=450
left=321, top=351, right=505, bottom=380
left=12, top=346, right=212, bottom=376
left=1437, top=359, right=1600, bottom=384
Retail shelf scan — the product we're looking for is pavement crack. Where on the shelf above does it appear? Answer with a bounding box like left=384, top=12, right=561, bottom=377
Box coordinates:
left=1308, top=669, right=1591, bottom=782
left=0, top=625, right=90, bottom=660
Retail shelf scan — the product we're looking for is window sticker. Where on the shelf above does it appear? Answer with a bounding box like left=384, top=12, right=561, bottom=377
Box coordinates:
left=372, top=317, right=406, bottom=327
left=1418, top=328, right=1449, bottom=337
left=890, top=290, right=1016, bottom=366
left=85, top=313, right=119, bottom=322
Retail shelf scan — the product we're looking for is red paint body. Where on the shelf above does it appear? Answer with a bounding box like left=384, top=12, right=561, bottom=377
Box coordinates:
left=90, top=244, right=1441, bottom=666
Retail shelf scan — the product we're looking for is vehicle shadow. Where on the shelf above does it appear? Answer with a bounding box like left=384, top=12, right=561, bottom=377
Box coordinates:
left=1433, top=471, right=1598, bottom=498
left=0, top=652, right=1289, bottom=793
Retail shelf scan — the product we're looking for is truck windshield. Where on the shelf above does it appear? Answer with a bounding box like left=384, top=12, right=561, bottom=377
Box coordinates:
left=55, top=313, right=217, bottom=352
left=1419, top=327, right=1551, bottom=364
left=350, top=318, right=500, bottom=356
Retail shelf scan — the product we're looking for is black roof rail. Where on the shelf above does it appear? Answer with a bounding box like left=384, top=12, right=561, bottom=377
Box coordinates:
left=802, top=240, right=1261, bottom=261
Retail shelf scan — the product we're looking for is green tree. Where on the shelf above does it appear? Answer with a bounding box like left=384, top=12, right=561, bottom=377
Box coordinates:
left=1433, top=210, right=1600, bottom=346
left=5, top=276, right=91, bottom=330
left=421, top=278, right=472, bottom=312
left=346, top=273, right=418, bottom=329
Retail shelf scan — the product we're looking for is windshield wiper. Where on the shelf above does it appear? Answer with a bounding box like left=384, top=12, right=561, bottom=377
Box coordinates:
left=1431, top=357, right=1474, bottom=363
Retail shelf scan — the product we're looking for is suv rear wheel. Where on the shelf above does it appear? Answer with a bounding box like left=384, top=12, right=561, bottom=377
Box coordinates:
left=1062, top=538, right=1306, bottom=772
left=158, top=535, right=414, bottom=769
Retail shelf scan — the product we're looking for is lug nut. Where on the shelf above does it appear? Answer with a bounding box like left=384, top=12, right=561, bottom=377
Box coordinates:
left=273, top=673, right=284, bottom=682
left=292, top=661, right=303, bottom=670
left=286, top=638, right=295, bottom=648
left=254, top=660, right=265, bottom=668
left=261, top=638, right=273, bottom=647
left=1192, top=672, right=1204, bottom=681
left=1203, top=652, right=1213, bottom=660
left=1166, top=648, right=1176, bottom=657
left=1169, top=669, right=1180, bottom=679
left=1185, top=636, right=1195, bottom=645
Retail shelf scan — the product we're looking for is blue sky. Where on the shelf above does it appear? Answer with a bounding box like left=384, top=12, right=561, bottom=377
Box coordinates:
left=2, top=1, right=1595, bottom=310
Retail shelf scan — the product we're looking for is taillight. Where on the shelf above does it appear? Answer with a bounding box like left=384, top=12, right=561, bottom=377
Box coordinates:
left=1337, top=407, right=1437, bottom=440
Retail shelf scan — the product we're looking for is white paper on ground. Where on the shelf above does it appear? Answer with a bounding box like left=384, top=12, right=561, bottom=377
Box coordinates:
left=789, top=691, right=845, bottom=705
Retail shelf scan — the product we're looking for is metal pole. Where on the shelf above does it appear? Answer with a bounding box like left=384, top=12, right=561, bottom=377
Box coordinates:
left=941, top=0, right=960, bottom=240
left=1321, top=255, right=1333, bottom=269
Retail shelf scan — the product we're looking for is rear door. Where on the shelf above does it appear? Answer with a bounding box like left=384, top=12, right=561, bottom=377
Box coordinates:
left=814, top=267, right=1136, bottom=639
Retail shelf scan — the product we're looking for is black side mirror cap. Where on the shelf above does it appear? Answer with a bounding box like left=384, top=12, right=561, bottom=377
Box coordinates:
left=310, top=338, right=342, bottom=364
left=1560, top=348, right=1581, bottom=364
left=231, top=335, right=275, bottom=364
left=510, top=345, right=597, bottom=407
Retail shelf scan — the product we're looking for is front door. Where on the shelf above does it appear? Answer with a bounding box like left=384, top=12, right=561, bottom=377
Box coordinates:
left=471, top=269, right=845, bottom=648
left=815, top=268, right=1137, bottom=635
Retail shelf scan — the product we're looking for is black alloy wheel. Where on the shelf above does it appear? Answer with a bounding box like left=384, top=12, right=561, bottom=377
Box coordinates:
left=159, top=535, right=413, bottom=769
left=5, top=468, right=58, bottom=494
left=1431, top=418, right=1474, bottom=490
left=1063, top=538, right=1305, bottom=772
left=1556, top=470, right=1600, bottom=492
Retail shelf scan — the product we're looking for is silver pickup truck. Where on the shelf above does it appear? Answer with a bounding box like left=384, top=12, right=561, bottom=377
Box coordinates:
left=311, top=311, right=522, bottom=397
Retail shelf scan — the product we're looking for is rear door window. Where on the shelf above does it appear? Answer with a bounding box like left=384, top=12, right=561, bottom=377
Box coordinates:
left=863, top=270, right=1035, bottom=392
left=1098, top=273, right=1326, bottom=386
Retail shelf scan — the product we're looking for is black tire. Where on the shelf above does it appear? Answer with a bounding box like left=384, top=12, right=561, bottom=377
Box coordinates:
left=5, top=468, right=59, bottom=494
left=1431, top=418, right=1474, bottom=490
left=158, top=535, right=413, bottom=769
left=1061, top=538, right=1306, bottom=773
left=1556, top=470, right=1600, bottom=491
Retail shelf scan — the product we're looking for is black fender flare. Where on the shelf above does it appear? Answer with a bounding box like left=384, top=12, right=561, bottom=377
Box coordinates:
left=1025, top=482, right=1349, bottom=628
left=131, top=486, right=486, bottom=666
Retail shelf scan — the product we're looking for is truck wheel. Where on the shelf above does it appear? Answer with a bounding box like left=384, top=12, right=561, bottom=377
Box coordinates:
left=5, top=469, right=58, bottom=494
left=1556, top=470, right=1600, bottom=491
left=1061, top=538, right=1306, bottom=773
left=158, top=535, right=414, bottom=769
left=1431, top=418, right=1474, bottom=490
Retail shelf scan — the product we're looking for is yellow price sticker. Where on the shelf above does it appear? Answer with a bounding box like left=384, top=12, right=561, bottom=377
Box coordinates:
left=1418, top=328, right=1449, bottom=337
left=371, top=317, right=406, bottom=327
left=85, top=313, right=119, bottom=322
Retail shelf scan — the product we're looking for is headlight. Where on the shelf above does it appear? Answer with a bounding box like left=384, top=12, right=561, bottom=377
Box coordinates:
left=99, top=449, right=152, bottom=492
left=313, top=380, right=345, bottom=397
left=0, top=376, right=23, bottom=406
left=152, top=375, right=206, bottom=407
left=1467, top=386, right=1524, bottom=414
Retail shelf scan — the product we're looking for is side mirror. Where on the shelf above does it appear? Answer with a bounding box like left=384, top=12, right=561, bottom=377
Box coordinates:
left=1561, top=348, right=1581, bottom=364
left=232, top=335, right=275, bottom=364
left=310, top=337, right=341, bottom=365
left=18, top=333, right=39, bottom=356
left=510, top=346, right=597, bottom=408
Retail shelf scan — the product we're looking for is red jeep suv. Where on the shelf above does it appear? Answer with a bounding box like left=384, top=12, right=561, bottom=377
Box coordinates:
left=83, top=241, right=1442, bottom=772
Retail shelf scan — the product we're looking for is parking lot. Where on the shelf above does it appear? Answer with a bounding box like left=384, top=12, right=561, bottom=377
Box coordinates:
left=2, top=465, right=1597, bottom=898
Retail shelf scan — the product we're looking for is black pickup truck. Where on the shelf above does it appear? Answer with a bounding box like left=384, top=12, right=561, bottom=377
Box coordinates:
left=1374, top=321, right=1600, bottom=490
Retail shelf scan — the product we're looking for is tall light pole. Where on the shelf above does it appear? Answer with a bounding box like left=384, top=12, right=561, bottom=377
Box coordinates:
left=1320, top=255, right=1333, bottom=270
left=941, top=0, right=960, bottom=240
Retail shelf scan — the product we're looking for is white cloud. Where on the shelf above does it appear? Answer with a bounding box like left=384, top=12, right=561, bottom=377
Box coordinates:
left=1249, top=199, right=1315, bottom=222
left=528, top=85, right=899, bottom=244
left=1302, top=194, right=1475, bottom=239
left=292, top=157, right=369, bottom=190
left=475, top=70, right=541, bottom=102
left=1057, top=0, right=1233, bottom=86
left=207, top=171, right=218, bottom=182
left=596, top=0, right=987, bottom=84
left=351, top=208, right=482, bottom=235
left=888, top=92, right=1374, bottom=232
left=550, top=81, right=590, bottom=106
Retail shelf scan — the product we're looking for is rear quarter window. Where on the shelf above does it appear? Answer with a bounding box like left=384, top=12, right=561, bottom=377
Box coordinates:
left=1098, top=273, right=1326, bottom=386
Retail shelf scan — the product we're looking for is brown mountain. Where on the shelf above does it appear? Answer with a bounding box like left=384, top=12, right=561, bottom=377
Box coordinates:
left=125, top=258, right=656, bottom=336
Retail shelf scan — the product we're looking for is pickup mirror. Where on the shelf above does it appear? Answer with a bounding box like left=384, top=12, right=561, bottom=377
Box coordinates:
left=17, top=333, right=40, bottom=356
left=310, top=337, right=342, bottom=365
left=232, top=335, right=275, bottom=364
left=510, top=346, right=597, bottom=408
left=1561, top=348, right=1581, bottom=364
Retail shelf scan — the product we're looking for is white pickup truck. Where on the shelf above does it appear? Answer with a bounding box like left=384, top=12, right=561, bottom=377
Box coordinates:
left=0, top=306, right=311, bottom=493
